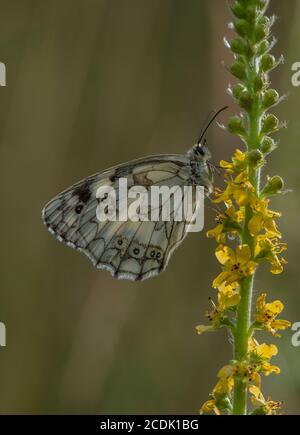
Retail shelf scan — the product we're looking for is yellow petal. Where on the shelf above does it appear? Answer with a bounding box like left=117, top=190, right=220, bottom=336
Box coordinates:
left=234, top=171, right=248, bottom=184
left=195, top=324, right=213, bottom=335
left=249, top=385, right=265, bottom=402
left=212, top=271, right=232, bottom=288
left=207, top=224, right=224, bottom=239
left=215, top=245, right=235, bottom=265
left=248, top=337, right=259, bottom=352
left=225, top=205, right=236, bottom=217
left=248, top=215, right=264, bottom=236
left=218, top=365, right=235, bottom=379
left=213, top=186, right=232, bottom=204
left=262, top=362, right=280, bottom=375
left=272, top=319, right=291, bottom=330
left=256, top=343, right=278, bottom=359
left=264, top=219, right=281, bottom=238
left=236, top=244, right=251, bottom=265
left=252, top=372, right=262, bottom=389
left=224, top=294, right=241, bottom=309
left=256, top=293, right=267, bottom=312
left=234, top=189, right=250, bottom=206
left=217, top=282, right=238, bottom=294
left=225, top=272, right=242, bottom=285
left=220, top=160, right=233, bottom=170
left=213, top=377, right=234, bottom=395
left=200, top=400, right=217, bottom=415
left=242, top=260, right=257, bottom=276
left=265, top=300, right=284, bottom=316
left=270, top=259, right=284, bottom=275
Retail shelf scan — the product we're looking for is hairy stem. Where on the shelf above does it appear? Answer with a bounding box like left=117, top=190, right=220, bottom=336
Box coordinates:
left=232, top=44, right=262, bottom=416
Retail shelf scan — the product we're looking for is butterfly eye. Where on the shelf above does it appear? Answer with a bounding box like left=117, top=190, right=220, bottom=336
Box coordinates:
left=133, top=248, right=140, bottom=255
left=197, top=147, right=205, bottom=156
left=75, top=204, right=84, bottom=214
left=150, top=250, right=156, bottom=258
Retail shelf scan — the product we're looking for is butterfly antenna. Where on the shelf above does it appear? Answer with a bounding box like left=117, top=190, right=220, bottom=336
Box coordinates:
left=197, top=106, right=229, bottom=146
left=197, top=110, right=215, bottom=144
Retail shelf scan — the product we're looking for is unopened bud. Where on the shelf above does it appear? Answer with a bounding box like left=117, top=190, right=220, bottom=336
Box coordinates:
left=261, top=89, right=279, bottom=110
left=247, top=149, right=264, bottom=168
left=261, top=54, right=276, bottom=72
left=261, top=176, right=284, bottom=197
left=261, top=137, right=277, bottom=154
left=261, top=114, right=279, bottom=135
left=230, top=61, right=247, bottom=80
left=228, top=116, right=247, bottom=136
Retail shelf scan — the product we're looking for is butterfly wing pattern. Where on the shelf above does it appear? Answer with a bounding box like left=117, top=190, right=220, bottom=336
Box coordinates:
left=42, top=150, right=213, bottom=281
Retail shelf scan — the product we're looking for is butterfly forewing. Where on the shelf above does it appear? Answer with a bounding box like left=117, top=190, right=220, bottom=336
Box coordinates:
left=42, top=153, right=207, bottom=281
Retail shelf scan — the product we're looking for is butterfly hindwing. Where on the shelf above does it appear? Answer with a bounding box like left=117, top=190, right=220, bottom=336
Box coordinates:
left=42, top=155, right=197, bottom=280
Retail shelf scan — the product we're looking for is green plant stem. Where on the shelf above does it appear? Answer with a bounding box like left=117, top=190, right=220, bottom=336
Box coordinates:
left=232, top=59, right=262, bottom=415
left=232, top=221, right=255, bottom=415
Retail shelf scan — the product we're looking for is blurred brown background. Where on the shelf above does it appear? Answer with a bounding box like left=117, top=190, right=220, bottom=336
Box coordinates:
left=0, top=0, right=299, bottom=414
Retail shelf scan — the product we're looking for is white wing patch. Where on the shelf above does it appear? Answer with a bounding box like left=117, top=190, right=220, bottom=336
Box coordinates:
left=42, top=155, right=202, bottom=281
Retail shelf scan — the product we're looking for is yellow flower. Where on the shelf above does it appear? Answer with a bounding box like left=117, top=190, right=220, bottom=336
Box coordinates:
left=213, top=171, right=255, bottom=206
left=218, top=281, right=241, bottom=307
left=255, top=236, right=287, bottom=274
left=213, top=376, right=234, bottom=396
left=200, top=399, right=220, bottom=415
left=207, top=203, right=244, bottom=243
left=260, top=361, right=280, bottom=376
left=248, top=338, right=278, bottom=358
left=195, top=283, right=240, bottom=336
left=207, top=223, right=225, bottom=244
left=200, top=368, right=234, bottom=415
left=218, top=362, right=260, bottom=385
left=220, top=149, right=247, bottom=174
left=248, top=198, right=281, bottom=237
left=216, top=338, right=280, bottom=384
left=215, top=339, right=281, bottom=387
left=255, top=294, right=291, bottom=336
left=218, top=364, right=236, bottom=379
left=213, top=244, right=257, bottom=288
left=248, top=338, right=280, bottom=377
left=249, top=385, right=283, bottom=415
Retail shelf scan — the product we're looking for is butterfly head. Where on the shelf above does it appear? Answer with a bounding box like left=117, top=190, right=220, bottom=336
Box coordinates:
left=192, top=141, right=211, bottom=162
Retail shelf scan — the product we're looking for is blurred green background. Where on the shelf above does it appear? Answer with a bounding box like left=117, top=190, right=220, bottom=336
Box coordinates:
left=0, top=0, right=299, bottom=414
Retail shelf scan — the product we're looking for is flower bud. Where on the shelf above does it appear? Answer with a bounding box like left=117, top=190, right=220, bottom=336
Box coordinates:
left=230, top=61, right=247, bottom=80
left=232, top=83, right=246, bottom=100
left=261, top=114, right=279, bottom=134
left=261, top=176, right=284, bottom=197
left=260, top=136, right=277, bottom=154
left=257, top=16, right=270, bottom=29
left=230, top=38, right=248, bottom=56
left=253, top=76, right=265, bottom=93
left=234, top=19, right=250, bottom=37
left=261, top=89, right=279, bottom=110
left=239, top=91, right=253, bottom=111
left=254, top=23, right=268, bottom=43
left=257, top=40, right=270, bottom=56
left=261, top=54, right=276, bottom=72
left=231, top=2, right=247, bottom=19
left=257, top=0, right=270, bottom=12
left=228, top=116, right=247, bottom=136
left=247, top=149, right=264, bottom=168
